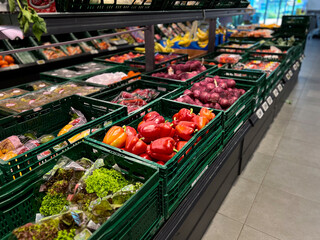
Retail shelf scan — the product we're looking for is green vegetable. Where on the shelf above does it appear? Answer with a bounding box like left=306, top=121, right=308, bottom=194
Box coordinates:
left=48, top=180, right=69, bottom=195
left=40, top=193, right=68, bottom=216
left=55, top=229, right=76, bottom=240
left=13, top=221, right=59, bottom=240
left=8, top=0, right=47, bottom=41
left=85, top=168, right=129, bottom=197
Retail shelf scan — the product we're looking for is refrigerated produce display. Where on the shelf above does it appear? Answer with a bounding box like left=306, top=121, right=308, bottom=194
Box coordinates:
left=0, top=3, right=311, bottom=239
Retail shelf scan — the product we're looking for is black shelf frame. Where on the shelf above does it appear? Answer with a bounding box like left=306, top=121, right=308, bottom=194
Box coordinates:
left=153, top=56, right=304, bottom=240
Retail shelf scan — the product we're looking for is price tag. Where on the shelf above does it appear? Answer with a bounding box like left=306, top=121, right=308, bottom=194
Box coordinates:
left=293, top=63, right=298, bottom=71
left=297, top=61, right=300, bottom=67
left=267, top=96, right=273, bottom=105
left=262, top=102, right=269, bottom=111
left=90, top=50, right=99, bottom=54
left=273, top=89, right=279, bottom=97
left=9, top=64, right=19, bottom=69
left=278, top=84, right=283, bottom=92
left=277, top=70, right=282, bottom=77
left=256, top=108, right=264, bottom=119
left=236, top=105, right=246, bottom=116
left=289, top=70, right=293, bottom=77
left=300, top=56, right=303, bottom=62
left=286, top=73, right=291, bottom=81
left=133, top=43, right=139, bottom=46
left=108, top=46, right=117, bottom=51
left=36, top=60, right=45, bottom=65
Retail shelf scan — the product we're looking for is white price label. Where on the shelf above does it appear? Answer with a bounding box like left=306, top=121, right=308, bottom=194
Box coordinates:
left=286, top=73, right=291, bottom=81
left=256, top=108, right=264, bottom=119
left=133, top=43, right=139, bottom=46
left=289, top=70, right=293, bottom=77
left=267, top=96, right=273, bottom=105
left=297, top=61, right=300, bottom=67
left=90, top=50, right=99, bottom=54
left=278, top=84, right=283, bottom=92
left=273, top=89, right=279, bottom=97
left=108, top=46, right=117, bottom=51
left=262, top=102, right=269, bottom=111
left=36, top=60, right=45, bottom=65
left=9, top=64, right=19, bottom=69
left=293, top=63, right=298, bottom=71
left=191, top=165, right=208, bottom=188
left=300, top=56, right=303, bottom=62
left=277, top=70, right=282, bottom=77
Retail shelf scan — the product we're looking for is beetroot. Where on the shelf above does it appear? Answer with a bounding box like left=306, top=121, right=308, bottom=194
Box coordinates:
left=200, top=92, right=210, bottom=103
left=209, top=92, right=220, bottom=103
left=206, top=83, right=215, bottom=91
left=193, top=89, right=200, bottom=98
left=227, top=79, right=236, bottom=88
left=219, top=98, right=230, bottom=109
left=239, top=89, right=246, bottom=95
left=184, top=89, right=192, bottom=96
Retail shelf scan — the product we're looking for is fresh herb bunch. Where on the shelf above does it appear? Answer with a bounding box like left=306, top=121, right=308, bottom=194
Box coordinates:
left=8, top=0, right=47, bottom=41
left=55, top=229, right=76, bottom=240
left=85, top=168, right=129, bottom=198
left=40, top=193, right=68, bottom=216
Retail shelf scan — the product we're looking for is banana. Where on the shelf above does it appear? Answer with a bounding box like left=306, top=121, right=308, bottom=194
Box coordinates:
left=179, top=38, right=191, bottom=47
left=134, top=47, right=146, bottom=53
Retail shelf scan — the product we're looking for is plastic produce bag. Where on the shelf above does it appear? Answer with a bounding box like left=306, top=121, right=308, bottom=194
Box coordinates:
left=0, top=88, right=29, bottom=100
left=58, top=107, right=87, bottom=136
left=214, top=54, right=242, bottom=64
left=85, top=72, right=127, bottom=86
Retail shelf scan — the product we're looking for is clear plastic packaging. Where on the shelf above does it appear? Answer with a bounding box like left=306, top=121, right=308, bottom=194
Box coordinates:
left=214, top=54, right=242, bottom=64
left=0, top=88, right=29, bottom=100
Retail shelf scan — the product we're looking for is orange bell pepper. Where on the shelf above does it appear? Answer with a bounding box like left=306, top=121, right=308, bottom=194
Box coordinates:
left=103, top=126, right=127, bottom=148
left=199, top=108, right=215, bottom=121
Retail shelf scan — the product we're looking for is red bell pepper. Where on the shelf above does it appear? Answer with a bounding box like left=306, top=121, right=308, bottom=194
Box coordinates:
left=124, top=135, right=147, bottom=155
left=156, top=161, right=165, bottom=165
left=138, top=121, right=161, bottom=143
left=123, top=125, right=137, bottom=136
left=192, top=115, right=209, bottom=130
left=159, top=122, right=175, bottom=138
left=151, top=115, right=165, bottom=124
left=175, top=121, right=197, bottom=141
left=147, top=137, right=176, bottom=162
left=173, top=108, right=195, bottom=122
left=139, top=153, right=153, bottom=161
left=176, top=141, right=191, bottom=163
left=143, top=111, right=160, bottom=121
left=199, top=108, right=215, bottom=121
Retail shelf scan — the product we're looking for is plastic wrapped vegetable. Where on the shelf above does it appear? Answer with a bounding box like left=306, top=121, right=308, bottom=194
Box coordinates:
left=214, top=54, right=242, bottom=64
left=0, top=88, right=29, bottom=100
left=58, top=108, right=87, bottom=136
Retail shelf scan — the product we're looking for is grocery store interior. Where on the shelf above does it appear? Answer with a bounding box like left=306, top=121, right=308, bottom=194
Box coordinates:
left=0, top=0, right=319, bottom=240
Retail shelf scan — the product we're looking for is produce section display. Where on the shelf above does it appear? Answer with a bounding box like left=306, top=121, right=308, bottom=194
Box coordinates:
left=103, top=51, right=144, bottom=64
left=213, top=54, right=242, bottom=64
left=0, top=55, right=17, bottom=68
left=0, top=83, right=103, bottom=113
left=216, top=43, right=254, bottom=53
left=85, top=70, right=141, bottom=86
left=231, top=29, right=274, bottom=38
left=0, top=88, right=29, bottom=100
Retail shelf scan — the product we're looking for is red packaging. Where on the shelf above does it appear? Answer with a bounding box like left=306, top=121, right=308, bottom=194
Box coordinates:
left=28, top=0, right=56, bottom=13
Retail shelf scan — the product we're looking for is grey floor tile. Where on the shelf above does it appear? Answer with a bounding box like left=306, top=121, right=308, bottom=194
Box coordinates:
left=273, top=104, right=295, bottom=122
left=201, top=213, right=243, bottom=240
left=263, top=157, right=320, bottom=203
left=256, top=133, right=282, bottom=156
left=284, top=121, right=320, bottom=144
left=218, top=178, right=260, bottom=223
left=246, top=185, right=320, bottom=240
left=275, top=137, right=320, bottom=169
left=267, top=119, right=289, bottom=137
left=241, top=152, right=273, bottom=184
left=295, top=98, right=320, bottom=113
left=238, top=225, right=280, bottom=240
left=291, top=107, right=320, bottom=126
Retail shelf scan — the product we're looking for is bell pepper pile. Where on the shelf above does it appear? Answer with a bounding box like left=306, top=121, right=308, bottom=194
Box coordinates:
left=102, top=107, right=215, bottom=165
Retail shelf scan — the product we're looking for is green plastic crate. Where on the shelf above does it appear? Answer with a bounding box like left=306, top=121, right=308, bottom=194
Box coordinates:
left=216, top=41, right=260, bottom=54
left=92, top=79, right=182, bottom=115
left=223, top=107, right=252, bottom=146
left=164, top=81, right=254, bottom=128
left=71, top=32, right=99, bottom=52
left=86, top=98, right=223, bottom=200
left=0, top=141, right=162, bottom=240
left=94, top=50, right=144, bottom=66
left=162, top=0, right=209, bottom=9
left=56, top=0, right=163, bottom=12
left=142, top=63, right=217, bottom=87
left=40, top=62, right=122, bottom=82
left=0, top=95, right=127, bottom=185
left=164, top=130, right=223, bottom=218
left=124, top=52, right=189, bottom=71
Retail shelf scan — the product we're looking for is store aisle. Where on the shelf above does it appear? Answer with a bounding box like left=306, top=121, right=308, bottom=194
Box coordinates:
left=202, top=38, right=320, bottom=240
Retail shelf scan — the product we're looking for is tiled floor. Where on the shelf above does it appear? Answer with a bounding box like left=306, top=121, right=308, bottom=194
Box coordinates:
left=202, top=38, right=320, bottom=240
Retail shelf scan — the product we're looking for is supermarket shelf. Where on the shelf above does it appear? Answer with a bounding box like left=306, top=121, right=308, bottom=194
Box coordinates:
left=153, top=57, right=302, bottom=240
left=5, top=8, right=254, bottom=36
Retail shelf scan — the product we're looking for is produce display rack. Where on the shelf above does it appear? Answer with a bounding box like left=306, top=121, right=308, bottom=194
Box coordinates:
left=153, top=55, right=303, bottom=240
